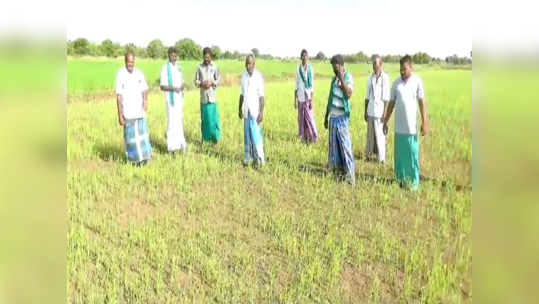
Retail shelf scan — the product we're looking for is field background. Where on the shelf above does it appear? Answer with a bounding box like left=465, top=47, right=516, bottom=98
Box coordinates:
left=66, top=57, right=461, bottom=96
left=67, top=57, right=472, bottom=303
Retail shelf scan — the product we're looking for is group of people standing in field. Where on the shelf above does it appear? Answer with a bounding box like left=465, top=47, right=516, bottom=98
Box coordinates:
left=114, top=47, right=429, bottom=191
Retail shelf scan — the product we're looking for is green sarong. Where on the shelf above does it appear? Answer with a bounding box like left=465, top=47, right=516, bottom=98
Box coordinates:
left=394, top=134, right=420, bottom=191
left=201, top=102, right=220, bottom=143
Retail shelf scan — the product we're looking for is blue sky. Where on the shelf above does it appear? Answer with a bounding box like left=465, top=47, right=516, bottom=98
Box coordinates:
left=6, top=0, right=538, bottom=59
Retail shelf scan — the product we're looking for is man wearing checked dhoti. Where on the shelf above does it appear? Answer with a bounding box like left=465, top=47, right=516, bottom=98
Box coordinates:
left=364, top=55, right=390, bottom=164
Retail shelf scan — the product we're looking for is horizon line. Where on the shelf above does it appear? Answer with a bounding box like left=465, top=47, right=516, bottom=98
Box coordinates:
left=66, top=38, right=471, bottom=60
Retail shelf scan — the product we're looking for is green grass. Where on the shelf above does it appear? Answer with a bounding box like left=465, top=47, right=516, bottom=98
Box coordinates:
left=0, top=57, right=62, bottom=94
left=66, top=58, right=446, bottom=97
left=67, top=57, right=472, bottom=303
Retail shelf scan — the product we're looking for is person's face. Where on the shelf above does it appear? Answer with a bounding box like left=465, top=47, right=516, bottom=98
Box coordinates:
left=203, top=53, right=211, bottom=65
left=373, top=59, right=382, bottom=74
left=400, top=62, right=412, bottom=80
left=332, top=63, right=340, bottom=75
left=169, top=52, right=178, bottom=64
left=125, top=55, right=134, bottom=72
left=301, top=52, right=307, bottom=65
left=245, top=57, right=255, bottom=74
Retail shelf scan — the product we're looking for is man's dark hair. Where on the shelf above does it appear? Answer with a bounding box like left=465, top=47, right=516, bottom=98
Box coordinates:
left=330, top=54, right=344, bottom=65
left=399, top=55, right=412, bottom=65
left=203, top=47, right=212, bottom=56
left=168, top=46, right=178, bottom=55
left=301, top=49, right=308, bottom=56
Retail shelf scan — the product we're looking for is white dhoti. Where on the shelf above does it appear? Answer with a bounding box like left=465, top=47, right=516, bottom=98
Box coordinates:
left=365, top=116, right=386, bottom=162
left=165, top=98, right=187, bottom=153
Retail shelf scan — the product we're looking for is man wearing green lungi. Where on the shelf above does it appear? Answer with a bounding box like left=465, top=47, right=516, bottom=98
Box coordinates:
left=195, top=47, right=221, bottom=143
left=383, top=55, right=429, bottom=191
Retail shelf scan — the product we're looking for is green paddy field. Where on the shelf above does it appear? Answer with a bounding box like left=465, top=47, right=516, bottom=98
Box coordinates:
left=66, top=57, right=473, bottom=303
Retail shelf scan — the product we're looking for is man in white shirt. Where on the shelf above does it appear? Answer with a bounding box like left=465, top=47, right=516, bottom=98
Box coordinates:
left=324, top=54, right=355, bottom=185
left=294, top=49, right=318, bottom=143
left=160, top=47, right=187, bottom=154
left=383, top=55, right=429, bottom=191
left=364, top=55, right=390, bottom=164
left=238, top=55, right=265, bottom=167
left=115, top=51, right=152, bottom=165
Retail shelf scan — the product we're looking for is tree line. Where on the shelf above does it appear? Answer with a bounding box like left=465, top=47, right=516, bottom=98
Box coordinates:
left=67, top=38, right=472, bottom=65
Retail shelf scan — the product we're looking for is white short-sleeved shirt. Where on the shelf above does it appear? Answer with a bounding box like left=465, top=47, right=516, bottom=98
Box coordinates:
left=115, top=67, right=148, bottom=120
left=160, top=62, right=184, bottom=105
left=330, top=71, right=354, bottom=117
left=296, top=64, right=314, bottom=102
left=390, top=73, right=425, bottom=135
left=241, top=70, right=265, bottom=118
left=366, top=71, right=390, bottom=118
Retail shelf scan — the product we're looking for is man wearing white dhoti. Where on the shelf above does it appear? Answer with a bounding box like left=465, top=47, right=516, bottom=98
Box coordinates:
left=364, top=55, right=390, bottom=164
left=160, top=47, right=188, bottom=154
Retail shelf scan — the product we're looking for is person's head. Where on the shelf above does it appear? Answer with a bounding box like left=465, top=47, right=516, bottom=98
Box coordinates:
left=330, top=54, right=344, bottom=75
left=124, top=51, right=135, bottom=73
left=203, top=47, right=212, bottom=65
left=399, top=55, right=413, bottom=80
left=245, top=54, right=255, bottom=75
left=168, top=47, right=178, bottom=64
left=301, top=49, right=308, bottom=65
left=372, top=55, right=382, bottom=75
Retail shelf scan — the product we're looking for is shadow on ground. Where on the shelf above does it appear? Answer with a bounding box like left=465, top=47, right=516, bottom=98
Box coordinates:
left=92, top=135, right=471, bottom=193
left=421, top=175, right=472, bottom=192
left=94, top=144, right=126, bottom=164
left=148, top=130, right=201, bottom=155
left=297, top=163, right=330, bottom=178
left=149, top=135, right=168, bottom=155
left=184, top=130, right=202, bottom=149
left=358, top=172, right=471, bottom=192
left=355, top=151, right=366, bottom=161
left=358, top=173, right=395, bottom=186
left=264, top=158, right=330, bottom=179
left=200, top=144, right=243, bottom=164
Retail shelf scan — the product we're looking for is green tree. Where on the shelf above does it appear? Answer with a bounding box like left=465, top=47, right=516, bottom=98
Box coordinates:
left=412, top=52, right=431, bottom=64
left=73, top=38, right=90, bottom=56
left=147, top=39, right=166, bottom=60
left=100, top=39, right=118, bottom=58
left=123, top=43, right=137, bottom=54
left=356, top=51, right=368, bottom=63
left=210, top=45, right=222, bottom=60
left=137, top=47, right=148, bottom=59
left=222, top=50, right=232, bottom=59
left=88, top=43, right=101, bottom=56
left=67, top=41, right=74, bottom=55
left=251, top=48, right=260, bottom=57
left=175, top=38, right=202, bottom=60
left=315, top=52, right=326, bottom=61
left=343, top=54, right=359, bottom=64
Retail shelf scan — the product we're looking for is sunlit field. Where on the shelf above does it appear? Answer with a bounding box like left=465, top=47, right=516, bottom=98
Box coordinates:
left=67, top=58, right=472, bottom=303
left=66, top=57, right=451, bottom=96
